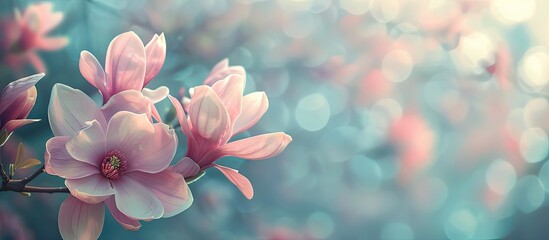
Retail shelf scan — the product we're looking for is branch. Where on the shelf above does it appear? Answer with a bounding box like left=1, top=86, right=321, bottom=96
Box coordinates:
left=19, top=186, right=69, bottom=193
left=0, top=164, right=69, bottom=194
left=0, top=162, right=8, bottom=182
left=20, top=165, right=45, bottom=185
left=0, top=153, right=9, bottom=182
left=0, top=182, right=69, bottom=194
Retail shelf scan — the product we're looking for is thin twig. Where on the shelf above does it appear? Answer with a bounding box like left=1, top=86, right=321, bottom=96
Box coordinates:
left=0, top=150, right=9, bottom=182
left=0, top=185, right=69, bottom=193
left=20, top=165, right=45, bottom=185
left=0, top=162, right=67, bottom=194
left=20, top=186, right=70, bottom=193
left=0, top=163, right=8, bottom=182
left=0, top=177, right=69, bottom=194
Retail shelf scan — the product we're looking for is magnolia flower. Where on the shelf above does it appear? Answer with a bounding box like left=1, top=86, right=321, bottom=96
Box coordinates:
left=45, top=84, right=191, bottom=239
left=203, top=58, right=245, bottom=86
left=0, top=3, right=68, bottom=72
left=170, top=71, right=292, bottom=199
left=0, top=73, right=44, bottom=146
left=79, top=31, right=167, bottom=105
left=181, top=59, right=244, bottom=112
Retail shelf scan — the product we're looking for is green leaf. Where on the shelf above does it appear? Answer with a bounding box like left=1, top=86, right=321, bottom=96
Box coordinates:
left=19, top=192, right=31, bottom=197
left=15, top=158, right=41, bottom=170
left=14, top=143, right=23, bottom=167
left=9, top=163, right=14, bottom=178
left=13, top=143, right=41, bottom=170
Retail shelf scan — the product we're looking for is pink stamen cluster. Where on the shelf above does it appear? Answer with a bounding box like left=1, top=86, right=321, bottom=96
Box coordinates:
left=100, top=149, right=127, bottom=180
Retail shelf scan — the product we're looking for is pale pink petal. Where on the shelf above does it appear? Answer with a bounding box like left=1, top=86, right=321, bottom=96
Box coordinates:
left=27, top=52, right=46, bottom=72
left=188, top=87, right=195, bottom=97
left=21, top=6, right=41, bottom=33
left=35, top=37, right=68, bottom=50
left=204, top=65, right=246, bottom=86
left=126, top=170, right=192, bottom=217
left=31, top=3, right=63, bottom=34
left=105, top=197, right=141, bottom=231
left=66, top=173, right=115, bottom=204
left=58, top=196, right=104, bottom=240
left=65, top=120, right=106, bottom=166
left=125, top=123, right=176, bottom=173
left=79, top=51, right=108, bottom=101
left=168, top=95, right=193, bottom=138
left=182, top=96, right=191, bottom=112
left=139, top=87, right=168, bottom=122
left=18, top=86, right=37, bottom=119
left=48, top=84, right=107, bottom=137
left=232, top=91, right=268, bottom=135
left=150, top=101, right=163, bottom=123
left=101, top=90, right=151, bottom=121
left=169, top=95, right=198, bottom=158
left=0, top=87, right=37, bottom=126
left=21, top=4, right=38, bottom=23
left=111, top=177, right=164, bottom=220
left=105, top=111, right=153, bottom=156
left=142, top=86, right=169, bottom=103
left=45, top=136, right=99, bottom=179
left=3, top=119, right=40, bottom=133
left=104, top=31, right=146, bottom=96
left=0, top=73, right=43, bottom=115
left=203, top=59, right=246, bottom=86
left=213, top=164, right=253, bottom=199
left=170, top=157, right=200, bottom=178
left=106, top=112, right=175, bottom=173
left=200, top=133, right=292, bottom=165
left=144, top=33, right=166, bottom=86
left=210, top=58, right=229, bottom=74
left=211, top=75, right=244, bottom=141
left=149, top=102, right=162, bottom=123
left=189, top=86, right=230, bottom=144
left=128, top=123, right=177, bottom=173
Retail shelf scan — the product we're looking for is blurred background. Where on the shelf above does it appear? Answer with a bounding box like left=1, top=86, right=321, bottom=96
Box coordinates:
left=2, top=0, right=549, bottom=239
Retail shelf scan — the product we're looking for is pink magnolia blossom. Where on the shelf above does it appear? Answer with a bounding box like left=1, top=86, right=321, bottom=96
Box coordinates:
left=170, top=61, right=292, bottom=199
left=0, top=73, right=44, bottom=146
left=202, top=58, right=245, bottom=86
left=180, top=58, right=245, bottom=112
left=79, top=31, right=167, bottom=104
left=45, top=84, right=191, bottom=239
left=0, top=3, right=68, bottom=72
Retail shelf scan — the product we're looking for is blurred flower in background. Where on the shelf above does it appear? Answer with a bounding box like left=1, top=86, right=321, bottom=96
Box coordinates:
left=3, top=0, right=549, bottom=239
left=0, top=2, right=67, bottom=74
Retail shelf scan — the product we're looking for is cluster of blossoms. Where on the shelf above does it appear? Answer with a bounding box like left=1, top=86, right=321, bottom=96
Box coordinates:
left=1, top=29, right=291, bottom=239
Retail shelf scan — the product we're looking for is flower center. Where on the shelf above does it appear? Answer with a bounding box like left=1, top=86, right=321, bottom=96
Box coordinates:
left=101, top=149, right=127, bottom=180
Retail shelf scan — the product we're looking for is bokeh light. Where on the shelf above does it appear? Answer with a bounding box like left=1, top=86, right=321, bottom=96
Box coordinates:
left=2, top=0, right=549, bottom=239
